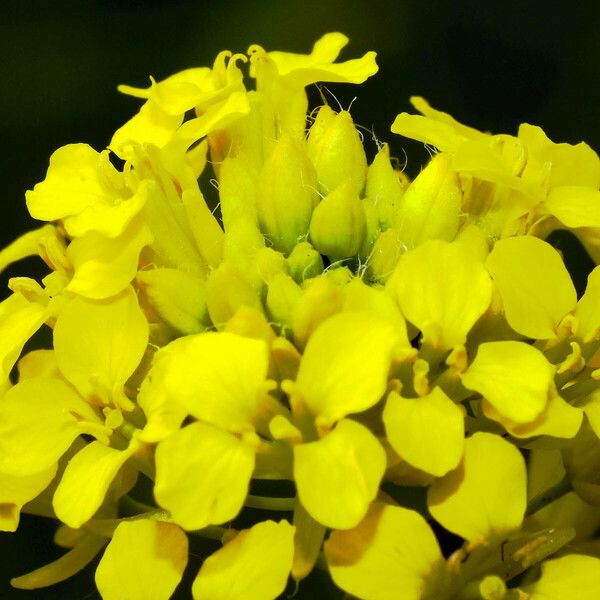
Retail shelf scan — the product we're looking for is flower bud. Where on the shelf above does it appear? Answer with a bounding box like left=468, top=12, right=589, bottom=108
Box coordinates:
left=224, top=306, right=276, bottom=343
left=266, top=273, right=303, bottom=330
left=309, top=180, right=366, bottom=261
left=287, top=241, right=324, bottom=283
left=256, top=246, right=289, bottom=285
left=307, top=108, right=367, bottom=195
left=223, top=219, right=266, bottom=290
left=394, top=153, right=461, bottom=249
left=257, top=134, right=318, bottom=254
left=136, top=268, right=210, bottom=335
left=365, top=143, right=406, bottom=230
left=205, top=262, right=263, bottom=327
left=358, top=195, right=381, bottom=260
left=366, top=228, right=404, bottom=282
left=218, top=155, right=259, bottom=231
left=291, top=275, right=343, bottom=348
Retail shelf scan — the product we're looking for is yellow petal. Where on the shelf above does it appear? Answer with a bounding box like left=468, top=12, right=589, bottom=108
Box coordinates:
left=54, top=285, right=148, bottom=409
left=95, top=519, right=187, bottom=600
left=544, top=186, right=600, bottom=228
left=53, top=440, right=138, bottom=528
left=66, top=217, right=153, bottom=299
left=483, top=387, right=582, bottom=439
left=0, top=378, right=103, bottom=476
left=392, top=239, right=492, bottom=349
left=0, top=224, right=57, bottom=274
left=522, top=554, right=600, bottom=600
left=0, top=466, right=57, bottom=531
left=518, top=123, right=600, bottom=189
left=156, top=331, right=272, bottom=433
left=294, top=311, right=399, bottom=423
left=110, top=100, right=183, bottom=152
left=428, top=432, right=526, bottom=542
left=0, top=292, right=49, bottom=386
left=264, top=32, right=378, bottom=86
left=325, top=502, right=447, bottom=600
left=11, top=535, right=106, bottom=590
left=154, top=421, right=255, bottom=530
left=383, top=387, right=464, bottom=477
left=486, top=236, right=577, bottom=339
left=294, top=419, right=386, bottom=529
left=192, top=520, right=294, bottom=600
left=574, top=266, right=600, bottom=342
left=26, top=144, right=107, bottom=222
left=461, top=341, right=555, bottom=423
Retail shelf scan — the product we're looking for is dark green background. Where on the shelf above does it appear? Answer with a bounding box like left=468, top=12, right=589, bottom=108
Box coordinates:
left=1, top=1, right=599, bottom=598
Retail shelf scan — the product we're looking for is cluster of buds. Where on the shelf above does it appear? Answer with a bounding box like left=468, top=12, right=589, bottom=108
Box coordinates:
left=1, top=32, right=600, bottom=600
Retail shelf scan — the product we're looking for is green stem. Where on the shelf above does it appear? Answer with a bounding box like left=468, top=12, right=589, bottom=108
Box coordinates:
left=525, top=475, right=572, bottom=517
left=244, top=494, right=295, bottom=511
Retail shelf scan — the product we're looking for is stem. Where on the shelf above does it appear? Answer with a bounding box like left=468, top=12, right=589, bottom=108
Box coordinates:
left=244, top=494, right=295, bottom=511
left=525, top=475, right=572, bottom=517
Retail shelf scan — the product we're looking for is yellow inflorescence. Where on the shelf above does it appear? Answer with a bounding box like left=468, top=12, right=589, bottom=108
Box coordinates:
left=2, top=32, right=600, bottom=599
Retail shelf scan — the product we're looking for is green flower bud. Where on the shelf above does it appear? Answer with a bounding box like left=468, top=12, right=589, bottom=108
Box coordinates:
left=358, top=195, right=381, bottom=260
left=256, top=247, right=289, bottom=285
left=291, top=275, right=343, bottom=348
left=223, top=219, right=266, bottom=290
left=394, top=153, right=461, bottom=249
left=218, top=156, right=259, bottom=231
left=266, top=273, right=303, bottom=330
left=309, top=180, right=367, bottom=261
left=365, top=143, right=406, bottom=230
left=307, top=108, right=367, bottom=195
left=366, top=228, right=404, bottom=282
left=287, top=241, right=324, bottom=283
left=257, top=134, right=318, bottom=254
left=136, top=268, right=210, bottom=335
left=205, top=262, right=263, bottom=328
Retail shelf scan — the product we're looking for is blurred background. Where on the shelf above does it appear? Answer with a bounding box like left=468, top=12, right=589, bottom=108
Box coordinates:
left=0, top=0, right=599, bottom=597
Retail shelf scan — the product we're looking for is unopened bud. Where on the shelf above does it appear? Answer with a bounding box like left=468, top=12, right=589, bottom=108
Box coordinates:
left=307, top=108, right=367, bottom=195
left=309, top=180, right=366, bottom=261
left=266, top=273, right=303, bottom=330
left=205, top=262, right=263, bottom=327
left=394, top=153, right=461, bottom=249
left=257, top=134, right=318, bottom=254
left=218, top=156, right=259, bottom=231
left=287, top=241, right=324, bottom=283
left=291, top=275, right=343, bottom=348
left=365, top=143, right=406, bottom=230
left=366, top=228, right=404, bottom=282
left=136, top=268, right=210, bottom=335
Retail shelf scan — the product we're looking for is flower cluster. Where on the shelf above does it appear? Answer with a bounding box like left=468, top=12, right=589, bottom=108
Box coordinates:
left=2, top=32, right=600, bottom=599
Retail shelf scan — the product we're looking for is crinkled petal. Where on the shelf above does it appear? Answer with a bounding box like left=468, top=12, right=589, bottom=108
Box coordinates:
left=25, top=144, right=108, bottom=222
left=461, top=341, right=555, bottom=424
left=325, top=502, right=447, bottom=600
left=294, top=419, right=386, bottom=529
left=154, top=421, right=255, bottom=530
left=156, top=331, right=271, bottom=433
left=53, top=440, right=138, bottom=528
left=0, top=378, right=103, bottom=476
left=486, top=236, right=577, bottom=339
left=54, top=285, right=148, bottom=408
left=294, top=312, right=399, bottom=424
left=522, top=554, right=600, bottom=600
left=110, top=100, right=184, bottom=152
left=66, top=217, right=153, bottom=299
left=392, top=239, right=492, bottom=349
left=191, top=520, right=294, bottom=600
left=428, top=432, right=526, bottom=542
left=383, top=387, right=464, bottom=477
left=95, top=519, right=187, bottom=600
left=264, top=32, right=378, bottom=86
